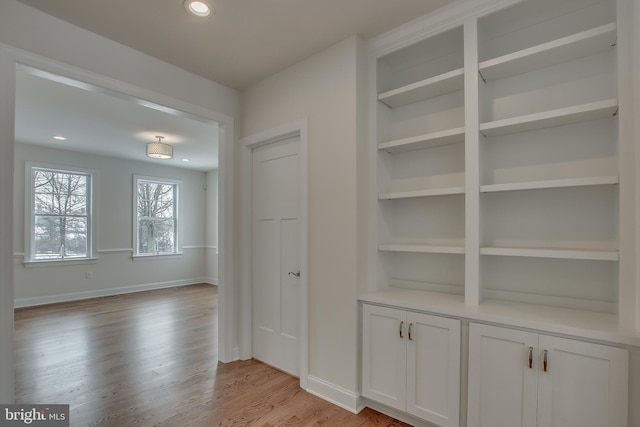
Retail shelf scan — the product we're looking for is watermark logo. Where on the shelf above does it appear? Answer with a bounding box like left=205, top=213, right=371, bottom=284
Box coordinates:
left=0, top=405, right=69, bottom=426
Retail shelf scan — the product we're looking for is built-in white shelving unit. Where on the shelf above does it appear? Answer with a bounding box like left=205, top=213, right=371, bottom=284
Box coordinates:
left=378, top=68, right=464, bottom=108
left=379, top=244, right=465, bottom=255
left=479, top=99, right=618, bottom=137
left=480, top=176, right=618, bottom=193
left=366, top=0, right=635, bottom=326
left=378, top=127, right=465, bottom=153
left=479, top=246, right=619, bottom=261
left=378, top=186, right=464, bottom=200
left=374, top=25, right=465, bottom=297
left=475, top=0, right=621, bottom=316
left=478, top=22, right=617, bottom=81
left=362, top=0, right=639, bottom=423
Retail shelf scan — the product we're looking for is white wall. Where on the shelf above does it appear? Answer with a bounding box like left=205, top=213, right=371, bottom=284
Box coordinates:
left=13, top=143, right=210, bottom=305
left=241, top=36, right=366, bottom=396
left=0, top=0, right=239, bottom=403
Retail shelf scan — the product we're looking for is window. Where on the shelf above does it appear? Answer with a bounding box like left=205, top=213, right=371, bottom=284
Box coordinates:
left=27, top=164, right=95, bottom=262
left=134, top=176, right=180, bottom=256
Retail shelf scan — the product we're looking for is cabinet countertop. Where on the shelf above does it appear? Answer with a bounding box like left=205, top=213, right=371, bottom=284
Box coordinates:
left=359, top=290, right=640, bottom=347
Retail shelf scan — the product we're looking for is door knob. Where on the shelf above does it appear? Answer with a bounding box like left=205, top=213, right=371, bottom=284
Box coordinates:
left=288, top=271, right=301, bottom=277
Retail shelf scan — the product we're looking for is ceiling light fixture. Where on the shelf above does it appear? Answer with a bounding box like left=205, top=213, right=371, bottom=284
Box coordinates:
left=181, top=158, right=190, bottom=162
left=184, top=0, right=212, bottom=17
left=53, top=135, right=67, bottom=140
left=146, top=136, right=173, bottom=159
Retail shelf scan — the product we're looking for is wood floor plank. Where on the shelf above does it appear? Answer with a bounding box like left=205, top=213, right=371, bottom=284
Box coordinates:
left=15, top=284, right=411, bottom=426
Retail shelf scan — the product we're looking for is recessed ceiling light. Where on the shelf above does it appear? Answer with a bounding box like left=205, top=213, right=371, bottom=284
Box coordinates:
left=53, top=135, right=67, bottom=140
left=181, top=158, right=190, bottom=162
left=185, top=0, right=212, bottom=17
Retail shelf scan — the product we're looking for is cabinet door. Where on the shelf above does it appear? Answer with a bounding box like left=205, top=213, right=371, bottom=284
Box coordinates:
left=468, top=323, right=538, bottom=427
left=362, top=304, right=407, bottom=410
left=406, top=312, right=460, bottom=427
left=536, top=335, right=628, bottom=427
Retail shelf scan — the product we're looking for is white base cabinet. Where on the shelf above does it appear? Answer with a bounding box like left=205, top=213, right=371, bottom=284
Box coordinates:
left=362, top=304, right=461, bottom=427
left=467, top=323, right=629, bottom=427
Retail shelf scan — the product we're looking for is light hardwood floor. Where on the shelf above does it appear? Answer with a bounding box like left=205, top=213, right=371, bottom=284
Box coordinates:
left=15, top=284, right=410, bottom=426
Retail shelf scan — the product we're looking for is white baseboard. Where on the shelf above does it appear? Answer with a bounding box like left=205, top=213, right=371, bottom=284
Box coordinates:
left=306, top=375, right=360, bottom=414
left=203, top=277, right=219, bottom=286
left=14, top=277, right=210, bottom=308
left=362, top=399, right=439, bottom=427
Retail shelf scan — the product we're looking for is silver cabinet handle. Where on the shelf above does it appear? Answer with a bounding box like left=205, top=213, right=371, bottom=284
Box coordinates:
left=399, top=321, right=404, bottom=338
left=528, top=347, right=533, bottom=369
left=288, top=271, right=300, bottom=277
left=408, top=323, right=413, bottom=341
left=543, top=350, right=548, bottom=372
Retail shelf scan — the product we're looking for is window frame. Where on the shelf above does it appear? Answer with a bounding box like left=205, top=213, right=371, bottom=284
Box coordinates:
left=133, top=175, right=182, bottom=259
left=25, top=162, right=97, bottom=266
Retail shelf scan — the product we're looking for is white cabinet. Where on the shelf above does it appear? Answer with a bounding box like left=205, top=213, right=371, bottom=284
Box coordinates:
left=467, top=323, right=629, bottom=427
left=362, top=304, right=461, bottom=427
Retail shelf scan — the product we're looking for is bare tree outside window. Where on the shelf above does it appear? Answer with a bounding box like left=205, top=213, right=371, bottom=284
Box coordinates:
left=32, top=168, right=90, bottom=260
left=136, top=180, right=177, bottom=255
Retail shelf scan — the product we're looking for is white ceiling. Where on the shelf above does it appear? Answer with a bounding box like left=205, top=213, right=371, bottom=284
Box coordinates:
left=12, top=0, right=455, bottom=171
left=15, top=0, right=453, bottom=90
left=15, top=70, right=219, bottom=171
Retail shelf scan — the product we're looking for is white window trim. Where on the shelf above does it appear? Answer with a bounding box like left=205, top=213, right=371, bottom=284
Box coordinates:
left=132, top=175, right=183, bottom=259
left=24, top=162, right=97, bottom=266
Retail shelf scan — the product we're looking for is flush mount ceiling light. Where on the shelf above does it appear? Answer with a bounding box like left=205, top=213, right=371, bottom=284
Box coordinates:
left=184, top=0, right=212, bottom=17
left=53, top=135, right=67, bottom=140
left=146, top=136, right=173, bottom=160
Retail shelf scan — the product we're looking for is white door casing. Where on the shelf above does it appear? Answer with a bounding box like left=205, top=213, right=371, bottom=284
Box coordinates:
left=240, top=120, right=309, bottom=388
left=252, top=135, right=301, bottom=376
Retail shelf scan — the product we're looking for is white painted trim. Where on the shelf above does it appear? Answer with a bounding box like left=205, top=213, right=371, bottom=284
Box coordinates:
left=617, top=0, right=640, bottom=331
left=24, top=161, right=98, bottom=263
left=23, top=258, right=98, bottom=268
left=464, top=17, right=481, bottom=306
left=239, top=119, right=309, bottom=388
left=131, top=253, right=183, bottom=261
left=97, top=246, right=208, bottom=253
left=361, top=399, right=439, bottom=427
left=306, top=375, right=361, bottom=414
left=132, top=175, right=182, bottom=256
left=0, top=44, right=16, bottom=404
left=0, top=44, right=237, bottom=368
left=97, top=248, right=133, bottom=254
left=634, top=0, right=640, bottom=331
left=13, top=277, right=210, bottom=308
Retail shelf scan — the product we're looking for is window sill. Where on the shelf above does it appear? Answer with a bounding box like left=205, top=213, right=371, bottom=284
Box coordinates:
left=131, top=253, right=183, bottom=261
left=23, top=257, right=98, bottom=268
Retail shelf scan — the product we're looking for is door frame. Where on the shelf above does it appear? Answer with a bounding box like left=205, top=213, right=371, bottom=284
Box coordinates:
left=0, top=43, right=237, bottom=402
left=239, top=119, right=309, bottom=388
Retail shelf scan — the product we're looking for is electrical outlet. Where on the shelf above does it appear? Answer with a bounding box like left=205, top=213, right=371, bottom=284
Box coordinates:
left=85, top=271, right=93, bottom=279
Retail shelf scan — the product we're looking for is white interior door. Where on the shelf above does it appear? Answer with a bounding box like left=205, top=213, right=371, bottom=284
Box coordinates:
left=252, top=136, right=300, bottom=376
